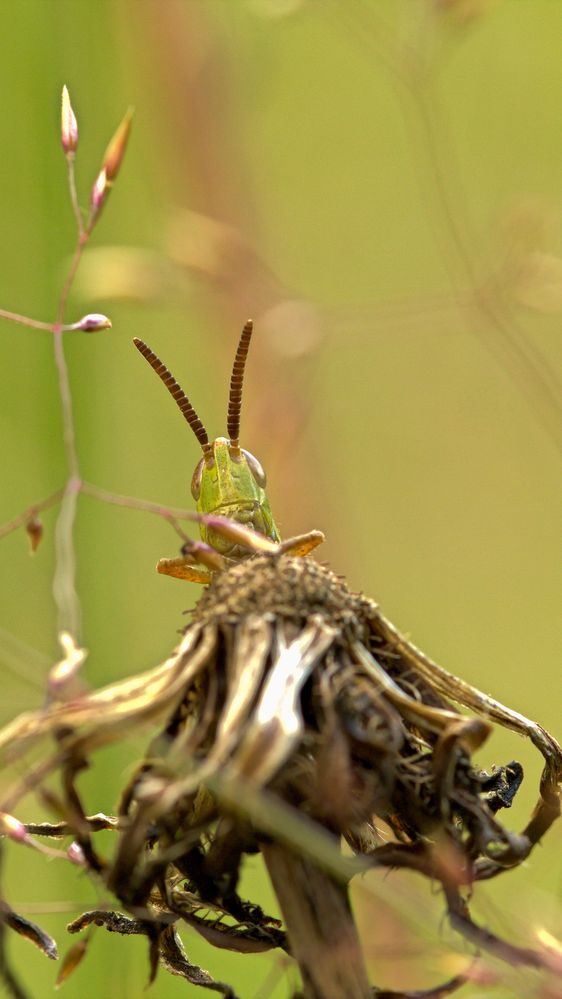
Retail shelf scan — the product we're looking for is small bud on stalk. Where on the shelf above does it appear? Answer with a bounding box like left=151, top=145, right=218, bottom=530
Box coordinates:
left=90, top=166, right=108, bottom=217
left=25, top=515, right=43, bottom=553
left=0, top=811, right=30, bottom=844
left=89, top=107, right=133, bottom=223
left=65, top=312, right=112, bottom=333
left=67, top=841, right=86, bottom=866
left=61, top=85, right=78, bottom=156
left=102, top=107, right=133, bottom=182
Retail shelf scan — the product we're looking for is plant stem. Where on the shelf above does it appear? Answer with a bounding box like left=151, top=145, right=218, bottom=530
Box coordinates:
left=262, top=842, right=371, bottom=999
left=50, top=229, right=90, bottom=637
left=0, top=309, right=54, bottom=331
left=66, top=157, right=84, bottom=237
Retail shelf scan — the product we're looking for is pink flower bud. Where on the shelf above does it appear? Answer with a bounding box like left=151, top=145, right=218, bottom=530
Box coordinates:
left=67, top=841, right=86, bottom=866
left=90, top=167, right=108, bottom=213
left=61, top=85, right=78, bottom=156
left=0, top=811, right=29, bottom=844
left=76, top=313, right=112, bottom=333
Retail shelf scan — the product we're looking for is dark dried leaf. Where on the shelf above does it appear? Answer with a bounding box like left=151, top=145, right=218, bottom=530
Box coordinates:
left=2, top=904, right=57, bottom=959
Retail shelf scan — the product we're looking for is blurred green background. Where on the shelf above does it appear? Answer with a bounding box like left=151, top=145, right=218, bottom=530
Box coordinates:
left=0, top=2, right=560, bottom=997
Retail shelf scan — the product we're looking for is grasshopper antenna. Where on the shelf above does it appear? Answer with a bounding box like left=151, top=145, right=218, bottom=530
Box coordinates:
left=227, top=318, right=253, bottom=456
left=133, top=338, right=213, bottom=460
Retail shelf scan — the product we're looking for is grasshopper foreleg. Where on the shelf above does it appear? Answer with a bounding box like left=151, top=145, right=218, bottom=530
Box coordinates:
left=157, top=539, right=225, bottom=584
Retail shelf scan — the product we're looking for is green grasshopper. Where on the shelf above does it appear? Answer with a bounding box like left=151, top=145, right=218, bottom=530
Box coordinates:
left=133, top=320, right=324, bottom=583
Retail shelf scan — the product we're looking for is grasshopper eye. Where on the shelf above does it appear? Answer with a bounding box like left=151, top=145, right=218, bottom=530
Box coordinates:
left=191, top=458, right=204, bottom=500
left=241, top=448, right=267, bottom=488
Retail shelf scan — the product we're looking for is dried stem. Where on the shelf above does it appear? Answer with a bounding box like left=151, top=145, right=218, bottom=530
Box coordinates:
left=262, top=843, right=370, bottom=999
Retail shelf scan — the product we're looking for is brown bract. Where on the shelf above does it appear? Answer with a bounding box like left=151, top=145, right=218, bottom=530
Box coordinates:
left=1, top=555, right=560, bottom=998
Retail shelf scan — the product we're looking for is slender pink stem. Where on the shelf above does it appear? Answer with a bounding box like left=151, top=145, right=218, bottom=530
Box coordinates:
left=0, top=308, right=54, bottom=331
left=66, top=156, right=84, bottom=237
left=81, top=482, right=195, bottom=540
left=0, top=488, right=65, bottom=540
left=50, top=222, right=93, bottom=637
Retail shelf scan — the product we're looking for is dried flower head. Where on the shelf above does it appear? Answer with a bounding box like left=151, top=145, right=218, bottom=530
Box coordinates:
left=0, top=551, right=559, bottom=997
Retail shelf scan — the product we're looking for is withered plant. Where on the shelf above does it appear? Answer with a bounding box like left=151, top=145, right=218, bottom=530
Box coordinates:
left=0, top=90, right=561, bottom=999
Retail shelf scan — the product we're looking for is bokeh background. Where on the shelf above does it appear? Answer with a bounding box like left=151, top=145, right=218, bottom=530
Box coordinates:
left=0, top=2, right=560, bottom=997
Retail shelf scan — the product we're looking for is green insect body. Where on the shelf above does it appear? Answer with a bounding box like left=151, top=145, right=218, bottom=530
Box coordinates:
left=193, top=437, right=280, bottom=557
left=133, top=320, right=322, bottom=583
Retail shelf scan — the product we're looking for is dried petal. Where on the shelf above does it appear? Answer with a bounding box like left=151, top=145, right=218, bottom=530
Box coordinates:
left=3, top=905, right=58, bottom=959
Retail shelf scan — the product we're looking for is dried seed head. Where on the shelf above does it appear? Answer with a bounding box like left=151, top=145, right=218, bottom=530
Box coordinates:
left=193, top=553, right=372, bottom=636
left=61, top=85, right=78, bottom=156
left=102, top=106, right=133, bottom=182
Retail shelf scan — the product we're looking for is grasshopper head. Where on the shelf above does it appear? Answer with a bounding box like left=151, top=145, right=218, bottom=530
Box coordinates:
left=133, top=320, right=280, bottom=549
left=191, top=438, right=266, bottom=505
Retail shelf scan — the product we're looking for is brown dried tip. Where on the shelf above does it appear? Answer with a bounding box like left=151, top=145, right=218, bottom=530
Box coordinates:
left=102, top=107, right=134, bottom=182
left=55, top=939, right=89, bottom=987
left=61, top=85, right=78, bottom=156
left=26, top=515, right=43, bottom=554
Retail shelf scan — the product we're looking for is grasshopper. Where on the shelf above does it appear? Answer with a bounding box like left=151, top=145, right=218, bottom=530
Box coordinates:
left=133, top=320, right=324, bottom=583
